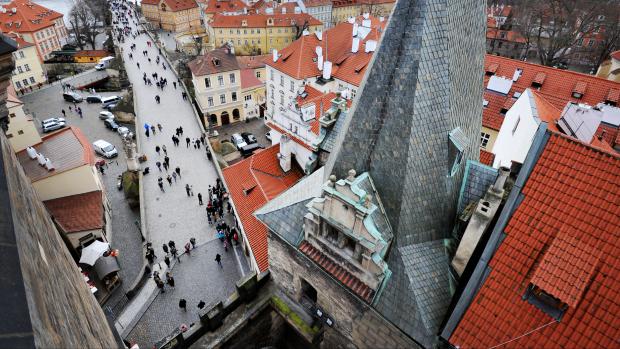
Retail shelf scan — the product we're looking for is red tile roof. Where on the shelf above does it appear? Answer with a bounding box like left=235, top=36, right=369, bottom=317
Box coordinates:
left=482, top=55, right=620, bottom=133
left=479, top=149, right=495, bottom=166
left=188, top=45, right=239, bottom=76
left=222, top=145, right=303, bottom=271
left=236, top=54, right=269, bottom=69
left=486, top=28, right=526, bottom=43
left=240, top=68, right=262, bottom=89
left=266, top=121, right=317, bottom=152
left=450, top=132, right=620, bottom=349
left=44, top=191, right=103, bottom=233
left=0, top=1, right=63, bottom=34
left=6, top=32, right=33, bottom=49
left=142, top=0, right=198, bottom=11
left=16, top=126, right=95, bottom=182
left=611, top=50, right=620, bottom=61
left=203, top=0, right=247, bottom=14
left=266, top=16, right=386, bottom=86
left=295, top=85, right=337, bottom=135
left=210, top=12, right=321, bottom=28
left=299, top=241, right=375, bottom=303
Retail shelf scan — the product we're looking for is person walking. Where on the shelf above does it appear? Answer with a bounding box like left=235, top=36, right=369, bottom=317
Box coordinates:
left=155, top=145, right=160, bottom=155
left=168, top=240, right=176, bottom=249
left=171, top=247, right=178, bottom=259
left=156, top=161, right=162, bottom=171
left=163, top=161, right=169, bottom=171
left=175, top=166, right=181, bottom=178
left=198, top=193, right=203, bottom=205
left=173, top=81, right=177, bottom=89
left=164, top=156, right=170, bottom=166
left=185, top=137, right=190, bottom=148
left=190, top=237, right=196, bottom=249
left=156, top=278, right=165, bottom=293
left=61, top=109, right=66, bottom=117
left=166, top=175, right=172, bottom=185
left=151, top=125, right=156, bottom=135
left=172, top=172, right=177, bottom=182
left=166, top=272, right=175, bottom=288
left=179, top=298, right=187, bottom=311
left=162, top=144, right=167, bottom=155
left=164, top=255, right=171, bottom=267
left=215, top=253, right=222, bottom=268
left=162, top=243, right=169, bottom=254
left=158, top=177, right=165, bottom=192
left=185, top=184, right=191, bottom=197
left=185, top=242, right=191, bottom=255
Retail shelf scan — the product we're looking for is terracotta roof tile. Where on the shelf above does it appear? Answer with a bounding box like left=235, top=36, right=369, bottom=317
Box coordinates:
left=222, top=145, right=302, bottom=271
left=188, top=46, right=239, bottom=76
left=6, top=32, right=33, bottom=48
left=450, top=132, right=620, bottom=349
left=606, top=88, right=619, bottom=104
left=0, top=1, right=63, bottom=34
left=479, top=149, right=495, bottom=166
left=210, top=12, right=321, bottom=28
left=236, top=54, right=269, bottom=69
left=16, top=126, right=94, bottom=182
left=44, top=191, right=103, bottom=233
left=482, top=55, right=620, bottom=131
left=299, top=241, right=375, bottom=303
left=142, top=0, right=198, bottom=11
left=240, top=68, right=262, bottom=89
left=266, top=16, right=386, bottom=86
left=203, top=0, right=247, bottom=14
left=266, top=121, right=316, bottom=151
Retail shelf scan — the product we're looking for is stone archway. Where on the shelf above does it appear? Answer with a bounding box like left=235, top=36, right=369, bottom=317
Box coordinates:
left=232, top=108, right=240, bottom=121
left=221, top=111, right=230, bottom=125
left=209, top=114, right=217, bottom=126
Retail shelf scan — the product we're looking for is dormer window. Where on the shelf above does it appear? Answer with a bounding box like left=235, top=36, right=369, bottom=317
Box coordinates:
left=212, top=58, right=220, bottom=66
left=523, top=284, right=568, bottom=321
left=241, top=19, right=247, bottom=27
left=572, top=81, right=587, bottom=99
left=532, top=72, right=546, bottom=88
left=267, top=18, right=274, bottom=26
left=485, top=63, right=499, bottom=76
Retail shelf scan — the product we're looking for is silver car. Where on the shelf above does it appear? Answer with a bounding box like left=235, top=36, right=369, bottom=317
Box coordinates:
left=42, top=121, right=66, bottom=133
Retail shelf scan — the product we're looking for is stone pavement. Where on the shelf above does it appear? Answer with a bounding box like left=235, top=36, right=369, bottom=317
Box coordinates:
left=110, top=6, right=251, bottom=343
left=125, top=239, right=242, bottom=348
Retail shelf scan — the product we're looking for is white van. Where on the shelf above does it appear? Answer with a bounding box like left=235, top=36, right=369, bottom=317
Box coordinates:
left=95, top=56, right=114, bottom=70
left=93, top=140, right=118, bottom=158
left=101, top=95, right=121, bottom=108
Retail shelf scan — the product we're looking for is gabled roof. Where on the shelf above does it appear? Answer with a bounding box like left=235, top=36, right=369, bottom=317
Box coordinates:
left=236, top=54, right=269, bottom=69
left=482, top=55, right=620, bottom=135
left=450, top=132, right=620, bottom=349
left=266, top=16, right=386, bottom=87
left=240, top=68, right=262, bottom=89
left=16, top=127, right=95, bottom=182
left=222, top=145, right=303, bottom=271
left=188, top=45, right=239, bottom=76
left=141, top=0, right=198, bottom=11
left=5, top=32, right=32, bottom=49
left=0, top=1, right=63, bottom=34
left=210, top=12, right=321, bottom=28
left=202, top=0, right=247, bottom=14
left=44, top=191, right=103, bottom=233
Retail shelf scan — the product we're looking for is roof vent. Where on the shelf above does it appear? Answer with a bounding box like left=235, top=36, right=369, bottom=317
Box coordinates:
left=12, top=7, right=16, bottom=13
left=212, top=57, right=220, bottom=66
left=272, top=49, right=279, bottom=62
left=347, top=17, right=355, bottom=24
left=37, top=153, right=46, bottom=166
left=364, top=40, right=377, bottom=53
left=512, top=68, right=523, bottom=82
left=352, top=23, right=358, bottom=37
left=351, top=37, right=360, bottom=53
left=45, top=158, right=54, bottom=171
left=323, top=61, right=332, bottom=80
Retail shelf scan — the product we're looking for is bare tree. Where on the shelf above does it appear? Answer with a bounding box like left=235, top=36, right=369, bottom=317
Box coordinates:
left=69, top=0, right=101, bottom=50
left=513, top=0, right=606, bottom=66
left=294, top=20, right=310, bottom=40
left=593, top=6, right=620, bottom=67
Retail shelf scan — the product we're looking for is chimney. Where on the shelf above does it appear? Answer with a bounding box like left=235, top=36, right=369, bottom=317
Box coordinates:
left=363, top=12, right=370, bottom=20
left=278, top=134, right=292, bottom=172
left=352, top=23, right=358, bottom=37
left=281, top=7, right=286, bottom=14
left=45, top=158, right=54, bottom=171
left=37, top=153, right=46, bottom=166
left=317, top=54, right=323, bottom=70
left=26, top=146, right=37, bottom=159
left=272, top=49, right=278, bottom=62
left=315, top=30, right=322, bottom=40
left=493, top=166, right=510, bottom=193
left=322, top=61, right=332, bottom=79
left=351, top=37, right=360, bottom=53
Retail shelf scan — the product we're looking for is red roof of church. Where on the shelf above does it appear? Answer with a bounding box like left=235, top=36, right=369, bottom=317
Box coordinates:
left=450, top=132, right=620, bottom=349
left=222, top=145, right=303, bottom=271
left=0, top=1, right=63, bottom=33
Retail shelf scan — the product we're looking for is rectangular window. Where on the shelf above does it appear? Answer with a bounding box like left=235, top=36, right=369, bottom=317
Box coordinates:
left=18, top=130, right=24, bottom=135
left=280, top=94, right=284, bottom=105
left=280, top=75, right=284, bottom=87
left=15, top=81, right=22, bottom=88
left=19, top=51, right=25, bottom=58
left=17, top=66, right=23, bottom=74
left=29, top=77, right=35, bottom=83
left=290, top=80, right=294, bottom=92
left=205, top=77, right=210, bottom=87
left=23, top=79, right=29, bottom=86
left=208, top=97, right=214, bottom=106
left=480, top=132, right=491, bottom=148
left=229, top=73, right=235, bottom=84
left=256, top=71, right=261, bottom=78
left=245, top=95, right=252, bottom=101
left=218, top=75, right=224, bottom=86
left=220, top=94, right=226, bottom=104
left=257, top=29, right=260, bottom=33
left=24, top=64, right=30, bottom=72
left=232, top=92, right=237, bottom=101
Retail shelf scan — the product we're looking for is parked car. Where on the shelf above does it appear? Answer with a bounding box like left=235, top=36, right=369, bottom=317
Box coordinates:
left=240, top=143, right=264, bottom=158
left=117, top=126, right=131, bottom=137
left=99, top=111, right=115, bottom=120
left=230, top=133, right=248, bottom=150
left=101, top=95, right=121, bottom=108
left=104, top=118, right=119, bottom=130
left=86, top=95, right=103, bottom=103
left=104, top=103, right=117, bottom=111
left=241, top=132, right=258, bottom=144
left=63, top=91, right=83, bottom=103
left=93, top=140, right=118, bottom=158
left=42, top=117, right=66, bottom=125
left=265, top=131, right=272, bottom=142
left=42, top=120, right=66, bottom=133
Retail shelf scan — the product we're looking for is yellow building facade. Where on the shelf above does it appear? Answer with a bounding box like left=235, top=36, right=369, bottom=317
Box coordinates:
left=9, top=36, right=46, bottom=92
left=141, top=0, right=201, bottom=32
left=5, top=86, right=41, bottom=152
left=208, top=14, right=323, bottom=55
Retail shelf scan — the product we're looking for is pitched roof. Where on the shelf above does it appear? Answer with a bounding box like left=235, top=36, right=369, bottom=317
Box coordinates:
left=16, top=127, right=95, bottom=182
left=222, top=145, right=303, bottom=271
left=479, top=149, right=495, bottom=166
left=6, top=32, right=32, bottom=49
left=210, top=12, right=321, bottom=28
left=0, top=1, right=63, bottom=34
left=240, top=68, right=262, bottom=89
left=450, top=132, right=620, bottom=349
left=202, top=0, right=247, bottom=14
left=486, top=28, right=526, bottom=43
left=482, top=55, right=620, bottom=133
left=236, top=54, right=269, bottom=69
left=295, top=85, right=336, bottom=135
left=188, top=46, right=239, bottom=76
left=266, top=16, right=386, bottom=86
left=44, top=191, right=103, bottom=233
left=142, top=0, right=198, bottom=11
left=299, top=241, right=375, bottom=303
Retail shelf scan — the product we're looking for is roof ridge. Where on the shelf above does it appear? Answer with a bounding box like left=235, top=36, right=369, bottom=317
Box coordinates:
left=249, top=152, right=270, bottom=202
left=548, top=129, right=620, bottom=160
